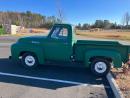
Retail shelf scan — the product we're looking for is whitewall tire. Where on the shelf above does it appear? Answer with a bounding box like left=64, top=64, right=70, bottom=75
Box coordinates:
left=90, top=59, right=111, bottom=77
left=21, top=53, right=39, bottom=69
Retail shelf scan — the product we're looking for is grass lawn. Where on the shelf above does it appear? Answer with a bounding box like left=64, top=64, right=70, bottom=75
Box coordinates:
left=0, top=28, right=5, bottom=35
left=76, top=30, right=130, bottom=41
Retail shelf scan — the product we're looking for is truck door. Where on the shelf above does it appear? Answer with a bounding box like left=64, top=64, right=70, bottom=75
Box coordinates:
left=44, top=25, right=73, bottom=62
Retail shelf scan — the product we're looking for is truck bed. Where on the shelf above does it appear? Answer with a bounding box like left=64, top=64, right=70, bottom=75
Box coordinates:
left=76, top=40, right=122, bottom=46
left=74, top=40, right=129, bottom=63
left=76, top=39, right=130, bottom=46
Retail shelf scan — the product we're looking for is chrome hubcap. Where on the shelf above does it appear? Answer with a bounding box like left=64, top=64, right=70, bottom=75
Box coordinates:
left=25, top=56, right=35, bottom=66
left=95, top=62, right=107, bottom=73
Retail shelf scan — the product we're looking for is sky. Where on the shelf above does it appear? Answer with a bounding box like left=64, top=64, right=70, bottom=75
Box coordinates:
left=0, top=0, right=130, bottom=25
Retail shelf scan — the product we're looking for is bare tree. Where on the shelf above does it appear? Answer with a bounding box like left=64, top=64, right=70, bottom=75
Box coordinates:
left=122, top=12, right=130, bottom=27
left=56, top=0, right=65, bottom=23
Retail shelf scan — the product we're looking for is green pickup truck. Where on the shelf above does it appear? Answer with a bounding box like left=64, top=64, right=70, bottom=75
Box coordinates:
left=11, top=24, right=130, bottom=76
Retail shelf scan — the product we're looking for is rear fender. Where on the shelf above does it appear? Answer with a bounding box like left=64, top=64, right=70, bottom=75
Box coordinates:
left=85, top=50, right=122, bottom=68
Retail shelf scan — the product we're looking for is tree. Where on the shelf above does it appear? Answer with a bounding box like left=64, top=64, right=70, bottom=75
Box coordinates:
left=76, top=23, right=82, bottom=29
left=122, top=12, right=130, bottom=27
left=103, top=20, right=112, bottom=29
left=82, top=23, right=90, bottom=30
left=56, top=0, right=65, bottom=23
left=0, top=11, right=60, bottom=28
left=94, top=20, right=104, bottom=28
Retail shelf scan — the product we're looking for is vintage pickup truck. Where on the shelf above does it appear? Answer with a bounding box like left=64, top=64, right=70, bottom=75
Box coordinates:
left=11, top=24, right=130, bottom=76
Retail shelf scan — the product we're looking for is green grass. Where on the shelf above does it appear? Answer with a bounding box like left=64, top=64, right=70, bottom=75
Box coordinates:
left=0, top=28, right=5, bottom=35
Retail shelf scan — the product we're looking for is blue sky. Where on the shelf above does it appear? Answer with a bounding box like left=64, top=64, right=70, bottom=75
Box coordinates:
left=0, top=0, right=130, bottom=25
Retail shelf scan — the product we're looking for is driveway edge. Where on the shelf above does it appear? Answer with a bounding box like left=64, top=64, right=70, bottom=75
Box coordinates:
left=106, top=72, right=124, bottom=98
left=0, top=43, right=12, bottom=47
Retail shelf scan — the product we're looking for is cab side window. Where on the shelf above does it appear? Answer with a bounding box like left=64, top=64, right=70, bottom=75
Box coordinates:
left=51, top=27, right=68, bottom=40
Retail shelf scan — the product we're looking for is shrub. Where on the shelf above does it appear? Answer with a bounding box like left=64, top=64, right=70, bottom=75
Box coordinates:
left=0, top=27, right=5, bottom=35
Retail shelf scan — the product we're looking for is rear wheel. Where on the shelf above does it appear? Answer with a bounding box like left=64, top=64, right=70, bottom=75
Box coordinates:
left=90, top=59, right=111, bottom=77
left=21, top=52, right=39, bottom=69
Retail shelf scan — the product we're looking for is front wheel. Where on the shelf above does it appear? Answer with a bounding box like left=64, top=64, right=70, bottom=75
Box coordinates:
left=21, top=52, right=39, bottom=69
left=90, top=59, right=111, bottom=77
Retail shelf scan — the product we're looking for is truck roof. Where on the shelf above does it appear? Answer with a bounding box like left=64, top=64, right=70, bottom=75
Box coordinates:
left=54, top=23, right=73, bottom=27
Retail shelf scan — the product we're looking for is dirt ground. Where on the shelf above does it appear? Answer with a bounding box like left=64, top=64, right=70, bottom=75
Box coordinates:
left=112, top=67, right=130, bottom=98
left=6, top=28, right=130, bottom=42
left=76, top=30, right=130, bottom=41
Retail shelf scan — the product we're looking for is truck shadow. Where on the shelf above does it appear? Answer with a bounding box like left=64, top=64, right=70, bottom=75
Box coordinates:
left=0, top=58, right=109, bottom=90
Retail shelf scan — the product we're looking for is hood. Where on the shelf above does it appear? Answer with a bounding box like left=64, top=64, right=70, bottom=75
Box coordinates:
left=18, top=36, right=47, bottom=43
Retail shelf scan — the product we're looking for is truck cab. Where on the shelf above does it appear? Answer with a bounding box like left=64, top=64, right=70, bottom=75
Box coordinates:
left=43, top=24, right=76, bottom=62
left=11, top=24, right=130, bottom=77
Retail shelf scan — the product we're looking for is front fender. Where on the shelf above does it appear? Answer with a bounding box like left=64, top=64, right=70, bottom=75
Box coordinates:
left=11, top=43, right=44, bottom=65
left=85, top=50, right=122, bottom=68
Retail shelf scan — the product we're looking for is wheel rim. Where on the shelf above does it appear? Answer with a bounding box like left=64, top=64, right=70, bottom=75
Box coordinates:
left=95, top=62, right=107, bottom=73
left=25, top=56, right=35, bottom=67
